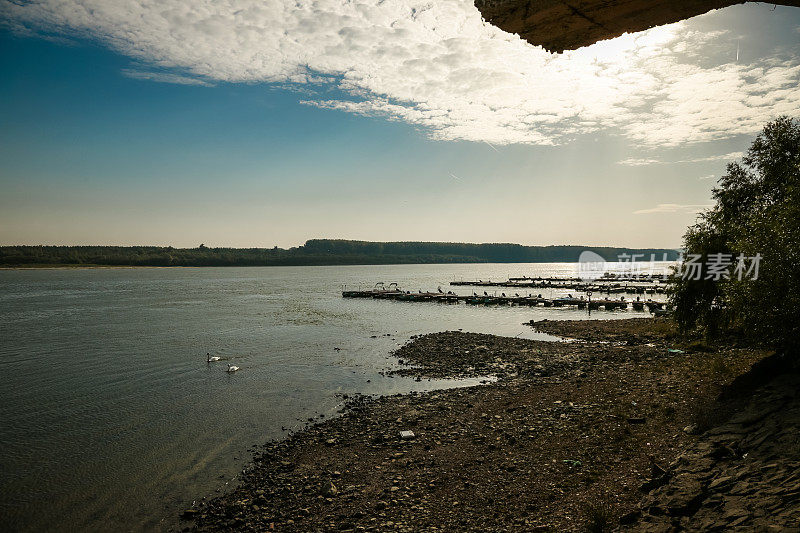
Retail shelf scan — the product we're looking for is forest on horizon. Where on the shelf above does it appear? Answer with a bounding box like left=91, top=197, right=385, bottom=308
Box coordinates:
left=0, top=239, right=680, bottom=267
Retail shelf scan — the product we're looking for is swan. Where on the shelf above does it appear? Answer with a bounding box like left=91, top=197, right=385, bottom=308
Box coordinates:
left=226, top=364, right=240, bottom=373
left=207, top=353, right=221, bottom=362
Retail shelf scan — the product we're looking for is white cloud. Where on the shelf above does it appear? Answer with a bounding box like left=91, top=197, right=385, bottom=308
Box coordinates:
left=617, top=158, right=663, bottom=166
left=617, top=151, right=745, bottom=166
left=678, top=152, right=744, bottom=163
left=121, top=69, right=214, bottom=86
left=699, top=174, right=715, bottom=180
left=3, top=0, right=799, bottom=146
left=633, top=203, right=713, bottom=215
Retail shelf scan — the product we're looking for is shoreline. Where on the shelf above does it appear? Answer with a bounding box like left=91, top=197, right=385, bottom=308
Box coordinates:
left=0, top=265, right=189, bottom=270
left=183, top=318, right=782, bottom=531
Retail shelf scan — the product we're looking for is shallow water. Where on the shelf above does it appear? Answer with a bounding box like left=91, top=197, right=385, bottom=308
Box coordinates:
left=0, top=262, right=669, bottom=531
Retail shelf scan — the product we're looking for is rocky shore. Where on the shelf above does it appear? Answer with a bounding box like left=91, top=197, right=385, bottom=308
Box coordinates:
left=183, top=318, right=796, bottom=532
left=626, top=357, right=800, bottom=531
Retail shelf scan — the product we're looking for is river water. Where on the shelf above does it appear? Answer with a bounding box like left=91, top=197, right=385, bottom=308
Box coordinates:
left=0, top=262, right=670, bottom=531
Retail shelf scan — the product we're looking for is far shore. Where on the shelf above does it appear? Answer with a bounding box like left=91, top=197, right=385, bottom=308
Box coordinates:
left=0, top=264, right=194, bottom=270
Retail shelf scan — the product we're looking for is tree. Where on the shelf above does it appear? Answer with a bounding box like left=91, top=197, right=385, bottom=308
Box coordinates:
left=670, top=116, right=800, bottom=351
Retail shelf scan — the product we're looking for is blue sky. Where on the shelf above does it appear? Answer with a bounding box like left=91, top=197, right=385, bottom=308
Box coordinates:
left=1, top=1, right=798, bottom=248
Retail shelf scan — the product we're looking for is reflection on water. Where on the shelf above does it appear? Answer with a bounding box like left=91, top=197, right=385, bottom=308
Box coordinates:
left=0, top=262, right=670, bottom=531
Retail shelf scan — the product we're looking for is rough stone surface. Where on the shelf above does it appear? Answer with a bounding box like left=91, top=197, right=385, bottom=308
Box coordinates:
left=473, top=0, right=800, bottom=52
left=627, top=371, right=800, bottom=531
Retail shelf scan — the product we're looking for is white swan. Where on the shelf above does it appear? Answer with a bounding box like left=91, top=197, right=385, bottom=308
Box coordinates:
left=207, top=353, right=221, bottom=362
left=226, top=364, right=240, bottom=373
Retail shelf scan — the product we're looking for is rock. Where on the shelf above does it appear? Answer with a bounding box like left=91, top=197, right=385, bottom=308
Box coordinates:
left=181, top=509, right=200, bottom=520
left=650, top=461, right=667, bottom=478
left=729, top=516, right=749, bottom=527
left=619, top=510, right=641, bottom=524
left=723, top=507, right=749, bottom=520
left=400, top=430, right=415, bottom=440
left=321, top=480, right=338, bottom=496
left=640, top=473, right=671, bottom=493
left=708, top=475, right=733, bottom=490
left=661, top=473, right=705, bottom=516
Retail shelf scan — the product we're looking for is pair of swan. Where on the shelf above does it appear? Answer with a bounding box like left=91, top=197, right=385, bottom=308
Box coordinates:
left=207, top=353, right=239, bottom=372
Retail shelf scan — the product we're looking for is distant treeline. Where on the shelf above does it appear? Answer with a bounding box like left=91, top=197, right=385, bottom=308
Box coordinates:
left=0, top=240, right=680, bottom=267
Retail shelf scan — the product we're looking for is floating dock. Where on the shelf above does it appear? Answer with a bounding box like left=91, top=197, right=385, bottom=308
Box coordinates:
left=341, top=288, right=666, bottom=311
left=449, top=280, right=667, bottom=294
left=507, top=274, right=668, bottom=282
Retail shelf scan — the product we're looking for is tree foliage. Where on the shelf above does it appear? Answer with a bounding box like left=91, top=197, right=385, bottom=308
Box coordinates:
left=670, top=116, right=800, bottom=350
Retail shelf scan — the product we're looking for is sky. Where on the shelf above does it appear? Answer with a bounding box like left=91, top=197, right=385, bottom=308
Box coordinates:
left=0, top=1, right=798, bottom=249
